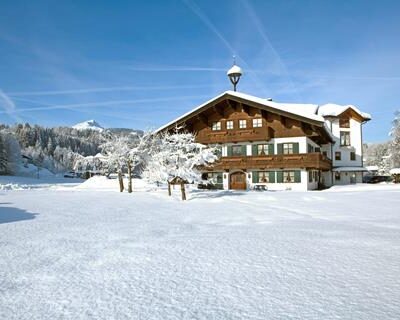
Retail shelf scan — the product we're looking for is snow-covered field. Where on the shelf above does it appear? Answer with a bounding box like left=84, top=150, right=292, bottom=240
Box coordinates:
left=1, top=177, right=400, bottom=319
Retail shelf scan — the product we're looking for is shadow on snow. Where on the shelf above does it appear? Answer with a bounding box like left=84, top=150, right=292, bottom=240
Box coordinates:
left=0, top=203, right=38, bottom=224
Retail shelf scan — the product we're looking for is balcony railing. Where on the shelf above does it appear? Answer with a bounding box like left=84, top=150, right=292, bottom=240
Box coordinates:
left=207, top=152, right=332, bottom=171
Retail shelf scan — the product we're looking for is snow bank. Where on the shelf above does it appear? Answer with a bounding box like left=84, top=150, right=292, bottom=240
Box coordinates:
left=75, top=175, right=156, bottom=192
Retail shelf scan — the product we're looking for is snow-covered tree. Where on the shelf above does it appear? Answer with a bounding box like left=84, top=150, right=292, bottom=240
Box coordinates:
left=143, top=129, right=218, bottom=200
left=390, top=111, right=400, bottom=168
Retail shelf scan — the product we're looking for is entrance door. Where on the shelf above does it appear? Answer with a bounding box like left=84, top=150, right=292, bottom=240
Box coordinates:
left=350, top=173, right=356, bottom=184
left=230, top=172, right=247, bottom=190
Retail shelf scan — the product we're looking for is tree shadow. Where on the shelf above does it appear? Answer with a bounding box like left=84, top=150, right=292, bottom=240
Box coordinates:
left=190, top=189, right=248, bottom=199
left=0, top=205, right=38, bottom=224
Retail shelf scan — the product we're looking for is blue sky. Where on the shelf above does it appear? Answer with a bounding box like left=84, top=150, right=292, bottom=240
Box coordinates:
left=0, top=0, right=399, bottom=142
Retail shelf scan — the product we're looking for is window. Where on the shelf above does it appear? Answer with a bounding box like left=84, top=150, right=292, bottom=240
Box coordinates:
left=226, top=120, right=233, bottom=130
left=257, top=144, right=272, bottom=155
left=256, top=171, right=274, bottom=183
left=335, top=151, right=341, bottom=161
left=307, top=144, right=314, bottom=153
left=252, top=118, right=262, bottom=128
left=350, top=151, right=356, bottom=161
left=309, top=171, right=312, bottom=182
left=239, top=119, right=247, bottom=129
left=340, top=131, right=351, bottom=146
left=283, top=143, right=294, bottom=154
left=201, top=172, right=223, bottom=189
left=231, top=145, right=246, bottom=156
left=315, top=147, right=321, bottom=153
left=335, top=172, right=341, bottom=181
left=322, top=151, right=328, bottom=157
left=211, top=121, right=221, bottom=131
left=339, top=117, right=350, bottom=128
left=283, top=171, right=295, bottom=183
left=313, top=171, right=318, bottom=181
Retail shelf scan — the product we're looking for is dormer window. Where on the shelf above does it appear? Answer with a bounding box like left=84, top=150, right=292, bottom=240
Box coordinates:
left=339, top=117, right=350, bottom=128
left=252, top=118, right=262, bottom=128
left=211, top=121, right=221, bottom=131
left=239, top=119, right=247, bottom=129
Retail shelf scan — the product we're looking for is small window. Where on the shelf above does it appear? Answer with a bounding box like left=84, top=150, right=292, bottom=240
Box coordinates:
left=335, top=172, right=341, bottom=181
left=258, top=171, right=270, bottom=183
left=335, top=151, right=341, bottom=161
left=315, top=147, right=321, bottom=153
left=313, top=171, right=318, bottom=181
left=339, top=117, right=350, bottom=128
left=252, top=118, right=262, bottom=128
left=283, top=171, right=295, bottom=183
left=322, top=151, right=328, bottom=157
left=350, top=151, right=356, bottom=161
left=340, top=131, right=351, bottom=146
left=239, top=119, right=247, bottom=129
left=232, top=145, right=245, bottom=156
left=211, top=121, right=221, bottom=131
left=307, top=144, right=314, bottom=153
left=226, top=120, right=233, bottom=130
left=283, top=143, right=294, bottom=154
left=309, top=171, right=312, bottom=182
left=257, top=144, right=270, bottom=155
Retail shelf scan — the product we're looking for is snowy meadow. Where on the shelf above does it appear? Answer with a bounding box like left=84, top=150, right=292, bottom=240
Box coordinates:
left=1, top=176, right=400, bottom=319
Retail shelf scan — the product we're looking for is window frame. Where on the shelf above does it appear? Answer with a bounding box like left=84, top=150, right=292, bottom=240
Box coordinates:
left=252, top=118, right=262, bottom=128
left=239, top=119, right=247, bottom=129
left=226, top=120, right=233, bottom=130
left=211, top=121, right=221, bottom=131
left=283, top=143, right=294, bottom=155
left=335, top=151, right=341, bottom=161
left=340, top=131, right=351, bottom=146
left=350, top=151, right=356, bottom=161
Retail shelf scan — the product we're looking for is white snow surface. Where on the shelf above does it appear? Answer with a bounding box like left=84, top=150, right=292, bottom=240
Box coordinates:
left=72, top=119, right=104, bottom=132
left=390, top=168, right=400, bottom=174
left=1, top=177, right=400, bottom=319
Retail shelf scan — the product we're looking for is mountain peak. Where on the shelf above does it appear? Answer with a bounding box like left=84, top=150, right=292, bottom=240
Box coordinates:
left=72, top=120, right=104, bottom=132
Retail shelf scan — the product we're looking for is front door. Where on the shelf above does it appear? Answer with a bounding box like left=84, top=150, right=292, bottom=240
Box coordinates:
left=230, top=172, right=247, bottom=190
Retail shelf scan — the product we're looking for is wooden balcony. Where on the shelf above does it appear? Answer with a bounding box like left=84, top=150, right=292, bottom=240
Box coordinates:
left=207, top=153, right=332, bottom=171
left=196, top=128, right=271, bottom=144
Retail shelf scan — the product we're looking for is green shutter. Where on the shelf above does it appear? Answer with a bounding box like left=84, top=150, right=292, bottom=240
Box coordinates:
left=268, top=144, right=274, bottom=155
left=252, top=171, right=259, bottom=183
left=293, top=143, right=299, bottom=154
left=294, top=170, right=301, bottom=183
left=227, top=145, right=233, bottom=156
left=277, top=143, right=283, bottom=154
left=241, top=145, right=247, bottom=156
left=269, top=171, right=275, bottom=183
left=277, top=171, right=283, bottom=183
left=252, top=144, right=258, bottom=156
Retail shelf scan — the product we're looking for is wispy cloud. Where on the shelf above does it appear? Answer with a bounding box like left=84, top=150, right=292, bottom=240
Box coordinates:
left=6, top=84, right=216, bottom=97
left=128, top=66, right=227, bottom=72
left=0, top=89, right=22, bottom=122
left=182, top=0, right=268, bottom=96
left=0, top=95, right=210, bottom=114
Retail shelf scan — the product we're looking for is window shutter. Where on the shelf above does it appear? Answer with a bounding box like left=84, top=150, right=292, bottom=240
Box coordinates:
left=269, top=171, right=275, bottom=183
left=252, top=171, right=259, bottom=183
left=268, top=144, right=274, bottom=155
left=277, top=143, right=283, bottom=154
left=227, top=145, right=233, bottom=157
left=241, top=145, right=247, bottom=156
left=277, top=171, right=283, bottom=183
left=294, top=170, right=301, bottom=183
left=252, top=144, right=258, bottom=156
left=293, top=143, right=299, bottom=154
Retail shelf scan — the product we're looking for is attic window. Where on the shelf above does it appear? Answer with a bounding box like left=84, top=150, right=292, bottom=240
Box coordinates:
left=211, top=121, right=221, bottom=131
left=252, top=118, right=262, bottom=128
left=239, top=120, right=247, bottom=129
left=339, top=117, right=350, bottom=128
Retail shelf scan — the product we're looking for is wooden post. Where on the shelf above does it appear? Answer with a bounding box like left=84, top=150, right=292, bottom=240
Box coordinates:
left=180, top=182, right=186, bottom=201
left=127, top=160, right=132, bottom=193
left=118, top=171, right=124, bottom=192
left=168, top=181, right=171, bottom=196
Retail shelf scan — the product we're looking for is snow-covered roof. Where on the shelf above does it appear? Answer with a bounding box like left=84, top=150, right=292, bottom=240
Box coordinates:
left=317, top=104, right=371, bottom=121
left=156, top=91, right=325, bottom=133
left=366, top=166, right=379, bottom=171
left=389, top=168, right=400, bottom=174
left=332, top=167, right=369, bottom=172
